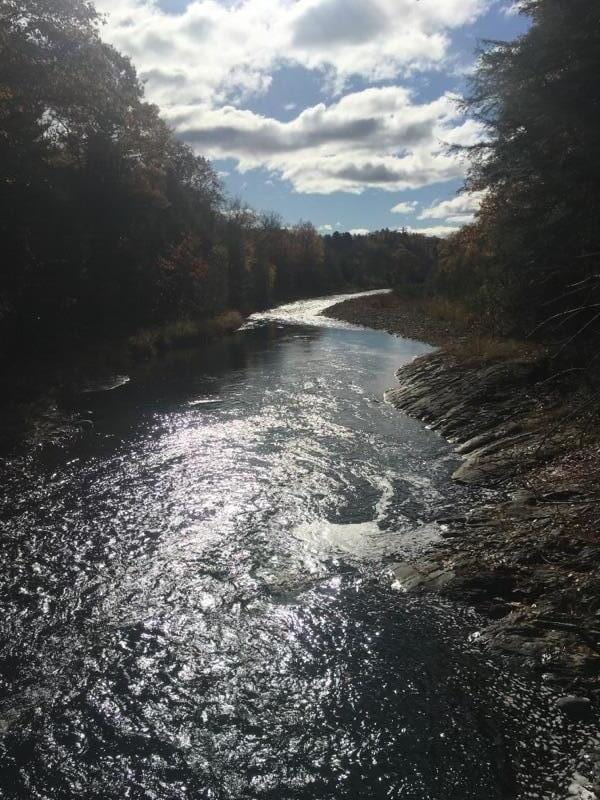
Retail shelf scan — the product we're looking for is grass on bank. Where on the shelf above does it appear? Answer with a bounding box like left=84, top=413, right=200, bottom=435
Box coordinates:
left=444, top=335, right=543, bottom=364
left=412, top=296, right=542, bottom=362
left=362, top=291, right=478, bottom=332
left=128, top=310, right=244, bottom=359
left=343, top=290, right=543, bottom=363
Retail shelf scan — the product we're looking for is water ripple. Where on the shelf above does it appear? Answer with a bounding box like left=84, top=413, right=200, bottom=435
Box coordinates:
left=0, top=295, right=592, bottom=798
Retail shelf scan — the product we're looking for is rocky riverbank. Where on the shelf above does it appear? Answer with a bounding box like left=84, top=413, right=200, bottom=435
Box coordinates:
left=325, top=295, right=600, bottom=689
left=326, top=293, right=600, bottom=795
left=384, top=351, right=600, bottom=686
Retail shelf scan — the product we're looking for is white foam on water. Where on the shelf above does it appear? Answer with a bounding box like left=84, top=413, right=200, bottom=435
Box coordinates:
left=187, top=397, right=222, bottom=407
left=371, top=472, right=395, bottom=523
left=293, top=518, right=441, bottom=561
left=81, top=375, right=130, bottom=393
left=244, top=289, right=390, bottom=330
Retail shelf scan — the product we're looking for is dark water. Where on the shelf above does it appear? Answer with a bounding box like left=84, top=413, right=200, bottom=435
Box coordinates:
left=0, top=294, right=590, bottom=799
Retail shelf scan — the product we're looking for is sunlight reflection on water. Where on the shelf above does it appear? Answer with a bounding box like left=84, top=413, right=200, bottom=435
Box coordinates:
left=0, top=293, right=593, bottom=799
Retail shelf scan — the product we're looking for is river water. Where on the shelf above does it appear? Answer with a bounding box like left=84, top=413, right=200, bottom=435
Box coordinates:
left=0, top=293, right=590, bottom=799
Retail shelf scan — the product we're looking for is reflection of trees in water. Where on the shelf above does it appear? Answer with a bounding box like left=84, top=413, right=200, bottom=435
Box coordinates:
left=128, top=322, right=323, bottom=399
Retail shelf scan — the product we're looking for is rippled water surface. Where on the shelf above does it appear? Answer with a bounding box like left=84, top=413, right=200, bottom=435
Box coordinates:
left=0, top=294, right=590, bottom=798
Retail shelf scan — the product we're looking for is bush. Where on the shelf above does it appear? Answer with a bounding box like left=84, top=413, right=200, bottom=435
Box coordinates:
left=128, top=311, right=243, bottom=359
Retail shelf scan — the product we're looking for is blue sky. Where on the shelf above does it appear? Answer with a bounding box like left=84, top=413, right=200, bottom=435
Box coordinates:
left=96, top=0, right=528, bottom=235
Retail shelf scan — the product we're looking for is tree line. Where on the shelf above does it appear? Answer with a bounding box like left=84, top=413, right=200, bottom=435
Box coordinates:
left=427, top=0, right=600, bottom=344
left=5, top=0, right=585, bottom=357
left=0, top=0, right=436, bottom=359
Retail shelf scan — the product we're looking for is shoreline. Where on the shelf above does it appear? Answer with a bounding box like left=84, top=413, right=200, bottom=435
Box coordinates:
left=0, top=288, right=377, bottom=453
left=324, top=294, right=600, bottom=695
left=0, top=311, right=245, bottom=453
left=1, top=290, right=598, bottom=796
left=326, top=293, right=600, bottom=795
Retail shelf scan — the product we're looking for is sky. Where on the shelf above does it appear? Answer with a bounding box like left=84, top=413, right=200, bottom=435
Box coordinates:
left=94, top=0, right=528, bottom=236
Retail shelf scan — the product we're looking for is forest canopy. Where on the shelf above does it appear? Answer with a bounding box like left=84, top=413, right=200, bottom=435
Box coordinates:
left=2, top=0, right=598, bottom=357
left=430, top=0, right=600, bottom=341
left=0, top=0, right=436, bottom=357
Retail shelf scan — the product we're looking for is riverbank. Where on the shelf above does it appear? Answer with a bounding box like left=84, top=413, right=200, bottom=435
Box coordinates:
left=325, top=293, right=600, bottom=697
left=2, top=290, right=597, bottom=798
left=0, top=310, right=245, bottom=451
left=127, top=310, right=244, bottom=360
left=0, top=290, right=373, bottom=452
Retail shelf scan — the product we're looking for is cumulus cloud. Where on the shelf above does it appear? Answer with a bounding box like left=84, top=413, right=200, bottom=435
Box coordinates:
left=349, top=228, right=370, bottom=236
left=502, top=2, right=521, bottom=16
left=418, top=190, right=485, bottom=223
left=93, top=0, right=489, bottom=196
left=391, top=200, right=418, bottom=214
left=407, top=225, right=461, bottom=238
left=293, top=0, right=388, bottom=49
left=167, top=87, right=482, bottom=194
left=95, top=0, right=489, bottom=106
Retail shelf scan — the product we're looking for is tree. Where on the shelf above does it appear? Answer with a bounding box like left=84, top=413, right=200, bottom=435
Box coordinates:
left=0, top=0, right=439, bottom=358
left=461, top=0, right=600, bottom=334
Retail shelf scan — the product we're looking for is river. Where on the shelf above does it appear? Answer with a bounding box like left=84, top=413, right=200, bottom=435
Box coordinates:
left=0, top=293, right=590, bottom=799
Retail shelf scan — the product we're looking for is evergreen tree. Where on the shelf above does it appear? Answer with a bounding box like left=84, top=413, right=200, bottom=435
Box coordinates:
left=463, top=0, right=600, bottom=334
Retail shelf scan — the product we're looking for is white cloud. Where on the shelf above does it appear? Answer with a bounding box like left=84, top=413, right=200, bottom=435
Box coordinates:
left=318, top=224, right=334, bottom=232
left=349, top=228, right=370, bottom=236
left=391, top=200, right=418, bottom=214
left=407, top=224, right=461, bottom=238
left=95, top=0, right=489, bottom=107
left=92, top=0, right=489, bottom=197
left=502, top=2, right=521, bottom=16
left=418, top=190, right=485, bottom=223
left=168, top=87, right=483, bottom=194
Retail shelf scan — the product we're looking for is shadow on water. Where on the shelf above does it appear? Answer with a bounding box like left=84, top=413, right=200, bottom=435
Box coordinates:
left=0, top=294, right=592, bottom=799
